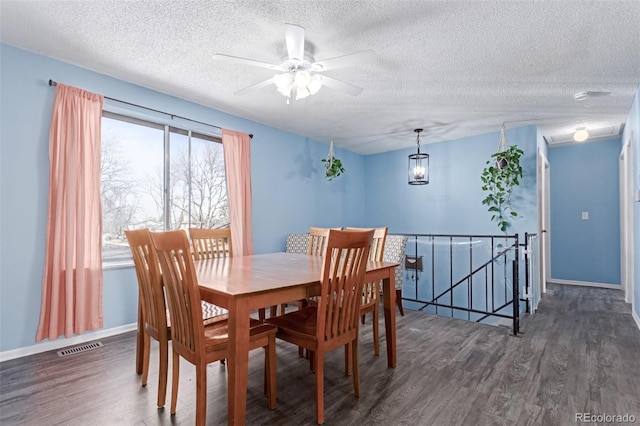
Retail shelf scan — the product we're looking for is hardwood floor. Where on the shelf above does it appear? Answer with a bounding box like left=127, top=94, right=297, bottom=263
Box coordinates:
left=1, top=283, right=639, bottom=425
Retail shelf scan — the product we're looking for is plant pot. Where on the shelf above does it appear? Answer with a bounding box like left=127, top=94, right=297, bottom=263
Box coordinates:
left=496, top=156, right=509, bottom=170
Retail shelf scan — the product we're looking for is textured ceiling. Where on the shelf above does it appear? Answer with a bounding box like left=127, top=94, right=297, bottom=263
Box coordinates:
left=1, top=1, right=639, bottom=154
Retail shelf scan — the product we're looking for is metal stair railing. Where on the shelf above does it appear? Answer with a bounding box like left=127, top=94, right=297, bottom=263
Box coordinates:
left=398, top=233, right=522, bottom=336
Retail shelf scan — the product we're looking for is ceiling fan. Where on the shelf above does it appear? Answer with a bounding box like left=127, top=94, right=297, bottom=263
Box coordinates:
left=212, top=23, right=377, bottom=101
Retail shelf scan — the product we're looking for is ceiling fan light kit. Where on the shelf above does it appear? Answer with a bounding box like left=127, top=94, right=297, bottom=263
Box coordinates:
left=274, top=71, right=323, bottom=101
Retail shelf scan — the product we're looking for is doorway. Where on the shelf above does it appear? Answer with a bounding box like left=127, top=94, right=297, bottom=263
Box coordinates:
left=619, top=136, right=634, bottom=306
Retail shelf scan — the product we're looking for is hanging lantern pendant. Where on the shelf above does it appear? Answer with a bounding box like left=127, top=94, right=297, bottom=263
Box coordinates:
left=408, top=128, right=429, bottom=185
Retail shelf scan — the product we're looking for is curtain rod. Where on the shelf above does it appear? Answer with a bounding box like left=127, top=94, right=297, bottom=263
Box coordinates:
left=48, top=79, right=253, bottom=139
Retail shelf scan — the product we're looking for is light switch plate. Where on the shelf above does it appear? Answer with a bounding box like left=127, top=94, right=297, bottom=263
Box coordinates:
left=581, top=211, right=589, bottom=220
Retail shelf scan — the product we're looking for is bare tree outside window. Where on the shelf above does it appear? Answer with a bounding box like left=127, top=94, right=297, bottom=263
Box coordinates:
left=101, top=132, right=140, bottom=238
left=187, top=136, right=229, bottom=228
left=101, top=113, right=229, bottom=265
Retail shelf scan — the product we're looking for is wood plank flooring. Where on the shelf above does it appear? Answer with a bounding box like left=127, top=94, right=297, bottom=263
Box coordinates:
left=1, top=283, right=639, bottom=425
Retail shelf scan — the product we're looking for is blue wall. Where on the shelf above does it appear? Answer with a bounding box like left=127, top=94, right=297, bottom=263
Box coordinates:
left=0, top=44, right=364, bottom=352
left=622, top=85, right=640, bottom=322
left=548, top=138, right=621, bottom=285
left=362, top=125, right=539, bottom=237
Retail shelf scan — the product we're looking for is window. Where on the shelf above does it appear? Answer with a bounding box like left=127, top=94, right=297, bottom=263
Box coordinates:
left=101, top=112, right=229, bottom=266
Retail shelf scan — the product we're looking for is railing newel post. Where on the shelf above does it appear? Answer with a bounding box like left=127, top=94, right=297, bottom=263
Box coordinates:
left=512, top=233, right=520, bottom=336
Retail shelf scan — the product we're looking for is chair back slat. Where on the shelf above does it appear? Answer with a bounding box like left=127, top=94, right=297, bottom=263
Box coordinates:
left=370, top=227, right=388, bottom=262
left=316, top=229, right=373, bottom=345
left=189, top=228, right=233, bottom=260
left=152, top=230, right=205, bottom=355
left=346, top=226, right=388, bottom=261
left=308, top=227, right=330, bottom=256
left=125, top=229, right=166, bottom=333
left=346, top=227, right=388, bottom=307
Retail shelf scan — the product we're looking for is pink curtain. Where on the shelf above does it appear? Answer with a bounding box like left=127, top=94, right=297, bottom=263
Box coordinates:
left=221, top=129, right=254, bottom=256
left=36, top=84, right=104, bottom=341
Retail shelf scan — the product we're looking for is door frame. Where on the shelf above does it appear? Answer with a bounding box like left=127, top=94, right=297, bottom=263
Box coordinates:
left=619, top=136, right=634, bottom=305
left=537, top=148, right=551, bottom=294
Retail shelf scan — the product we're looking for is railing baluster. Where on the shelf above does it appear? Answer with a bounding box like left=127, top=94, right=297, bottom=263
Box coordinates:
left=449, top=236, right=453, bottom=318
left=469, top=236, right=473, bottom=320
left=432, top=235, right=436, bottom=315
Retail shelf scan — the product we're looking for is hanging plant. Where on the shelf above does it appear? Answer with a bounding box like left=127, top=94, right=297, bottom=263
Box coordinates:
left=480, top=125, right=524, bottom=233
left=322, top=141, right=345, bottom=181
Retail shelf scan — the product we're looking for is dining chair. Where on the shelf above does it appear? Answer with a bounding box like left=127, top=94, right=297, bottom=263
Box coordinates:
left=346, top=226, right=388, bottom=356
left=269, top=227, right=337, bottom=320
left=151, top=229, right=277, bottom=426
left=125, top=229, right=228, bottom=409
left=265, top=228, right=373, bottom=425
left=189, top=227, right=232, bottom=259
left=383, top=234, right=409, bottom=316
left=307, top=226, right=332, bottom=255
left=192, top=227, right=278, bottom=322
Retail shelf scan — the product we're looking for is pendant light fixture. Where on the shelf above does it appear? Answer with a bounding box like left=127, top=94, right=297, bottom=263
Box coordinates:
left=408, top=128, right=429, bottom=185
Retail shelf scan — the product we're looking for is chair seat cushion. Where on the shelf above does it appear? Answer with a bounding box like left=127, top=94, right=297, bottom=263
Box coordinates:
left=166, top=301, right=228, bottom=327
left=383, top=235, right=408, bottom=290
left=285, top=233, right=310, bottom=254
left=201, top=301, right=228, bottom=320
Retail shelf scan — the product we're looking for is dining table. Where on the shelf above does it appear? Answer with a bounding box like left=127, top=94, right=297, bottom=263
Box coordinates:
left=193, top=251, right=399, bottom=425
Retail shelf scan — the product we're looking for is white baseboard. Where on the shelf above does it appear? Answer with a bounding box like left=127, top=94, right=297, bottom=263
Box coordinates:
left=548, top=278, right=621, bottom=290
left=0, top=323, right=137, bottom=363
left=633, top=309, right=640, bottom=332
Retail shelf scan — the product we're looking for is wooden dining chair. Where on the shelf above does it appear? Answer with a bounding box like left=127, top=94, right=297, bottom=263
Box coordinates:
left=125, top=229, right=228, bottom=409
left=189, top=227, right=233, bottom=259
left=268, top=227, right=337, bottom=320
left=190, top=227, right=273, bottom=322
left=347, top=226, right=388, bottom=356
left=266, top=229, right=373, bottom=425
left=151, top=229, right=277, bottom=426
left=307, top=226, right=332, bottom=255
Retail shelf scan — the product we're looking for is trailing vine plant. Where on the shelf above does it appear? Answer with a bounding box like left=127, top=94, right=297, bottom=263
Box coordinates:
left=322, top=140, right=345, bottom=181
left=480, top=126, right=524, bottom=233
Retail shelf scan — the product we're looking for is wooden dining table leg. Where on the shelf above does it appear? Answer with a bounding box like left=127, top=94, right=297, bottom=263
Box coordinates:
left=136, top=298, right=144, bottom=375
left=227, top=298, right=250, bottom=425
left=382, top=274, right=397, bottom=368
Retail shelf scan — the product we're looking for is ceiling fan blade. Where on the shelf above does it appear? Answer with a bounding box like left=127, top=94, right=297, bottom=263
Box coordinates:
left=234, top=78, right=275, bottom=96
left=212, top=54, right=281, bottom=71
left=284, top=23, right=305, bottom=61
left=314, top=50, right=378, bottom=72
left=320, top=76, right=363, bottom=96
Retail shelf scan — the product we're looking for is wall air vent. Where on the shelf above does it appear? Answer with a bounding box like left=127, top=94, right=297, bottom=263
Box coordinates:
left=57, top=341, right=103, bottom=357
